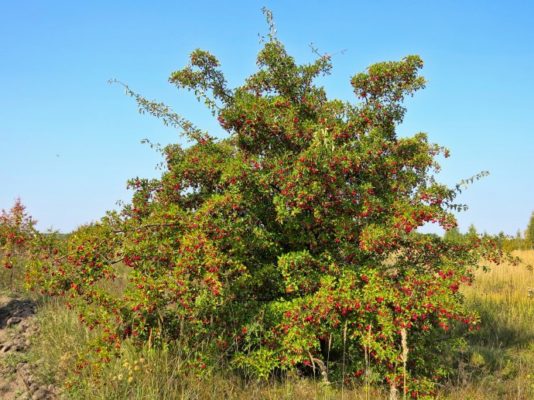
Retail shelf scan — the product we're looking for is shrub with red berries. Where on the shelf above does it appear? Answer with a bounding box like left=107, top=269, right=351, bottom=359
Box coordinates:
left=0, top=198, right=37, bottom=289
left=17, top=10, right=510, bottom=397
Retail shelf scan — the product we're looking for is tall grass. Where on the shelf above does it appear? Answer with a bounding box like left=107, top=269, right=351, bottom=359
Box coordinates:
left=29, top=297, right=385, bottom=399
left=26, top=251, right=534, bottom=399
left=442, top=250, right=534, bottom=399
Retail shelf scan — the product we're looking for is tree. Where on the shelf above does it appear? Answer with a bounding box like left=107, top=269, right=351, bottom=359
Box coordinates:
left=526, top=211, right=534, bottom=249
left=21, top=10, right=507, bottom=398
left=467, top=224, right=478, bottom=237
left=0, top=198, right=36, bottom=290
left=444, top=227, right=464, bottom=243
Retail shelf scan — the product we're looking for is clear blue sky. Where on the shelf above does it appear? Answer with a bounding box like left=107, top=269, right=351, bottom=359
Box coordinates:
left=1, top=0, right=533, bottom=235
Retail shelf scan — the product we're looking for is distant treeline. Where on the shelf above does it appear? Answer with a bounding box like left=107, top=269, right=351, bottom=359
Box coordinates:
left=444, top=212, right=534, bottom=252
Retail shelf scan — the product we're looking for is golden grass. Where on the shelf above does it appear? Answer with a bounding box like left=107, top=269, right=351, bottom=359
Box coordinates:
left=447, top=250, right=534, bottom=400
left=466, top=249, right=534, bottom=337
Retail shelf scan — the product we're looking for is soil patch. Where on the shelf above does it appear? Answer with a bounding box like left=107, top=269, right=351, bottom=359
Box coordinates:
left=0, top=295, right=56, bottom=400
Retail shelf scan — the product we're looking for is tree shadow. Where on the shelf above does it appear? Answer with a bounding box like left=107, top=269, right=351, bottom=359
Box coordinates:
left=471, top=306, right=533, bottom=348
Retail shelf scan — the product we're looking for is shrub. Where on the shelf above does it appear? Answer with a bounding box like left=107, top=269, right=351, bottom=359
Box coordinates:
left=10, top=10, right=510, bottom=398
left=0, top=198, right=36, bottom=290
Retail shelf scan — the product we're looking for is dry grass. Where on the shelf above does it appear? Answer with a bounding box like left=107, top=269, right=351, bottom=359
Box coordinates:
left=445, top=250, right=534, bottom=400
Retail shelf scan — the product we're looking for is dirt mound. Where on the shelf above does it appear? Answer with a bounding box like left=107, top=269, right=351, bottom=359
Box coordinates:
left=0, top=296, right=56, bottom=400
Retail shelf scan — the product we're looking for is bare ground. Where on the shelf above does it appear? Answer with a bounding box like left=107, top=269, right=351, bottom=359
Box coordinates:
left=0, top=295, right=56, bottom=400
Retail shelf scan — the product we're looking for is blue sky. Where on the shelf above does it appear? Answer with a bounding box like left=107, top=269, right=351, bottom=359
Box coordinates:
left=1, top=0, right=533, bottom=235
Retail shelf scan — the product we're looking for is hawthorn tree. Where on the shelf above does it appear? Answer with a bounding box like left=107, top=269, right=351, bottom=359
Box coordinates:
left=19, top=10, right=508, bottom=398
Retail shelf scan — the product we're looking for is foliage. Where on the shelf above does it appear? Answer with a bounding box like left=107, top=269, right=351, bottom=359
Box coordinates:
left=1, top=11, right=511, bottom=398
left=0, top=198, right=36, bottom=290
left=443, top=227, right=464, bottom=244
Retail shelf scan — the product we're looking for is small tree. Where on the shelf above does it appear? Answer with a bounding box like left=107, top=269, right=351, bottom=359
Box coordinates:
left=467, top=224, right=478, bottom=237
left=526, top=212, right=534, bottom=249
left=444, top=227, right=464, bottom=243
left=0, top=199, right=36, bottom=290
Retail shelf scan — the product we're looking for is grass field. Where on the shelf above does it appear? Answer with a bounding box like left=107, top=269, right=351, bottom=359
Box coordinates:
left=448, top=250, right=534, bottom=399
left=17, top=250, right=534, bottom=399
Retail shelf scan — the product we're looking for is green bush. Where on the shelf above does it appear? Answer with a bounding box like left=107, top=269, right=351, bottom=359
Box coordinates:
left=3, top=10, right=511, bottom=398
